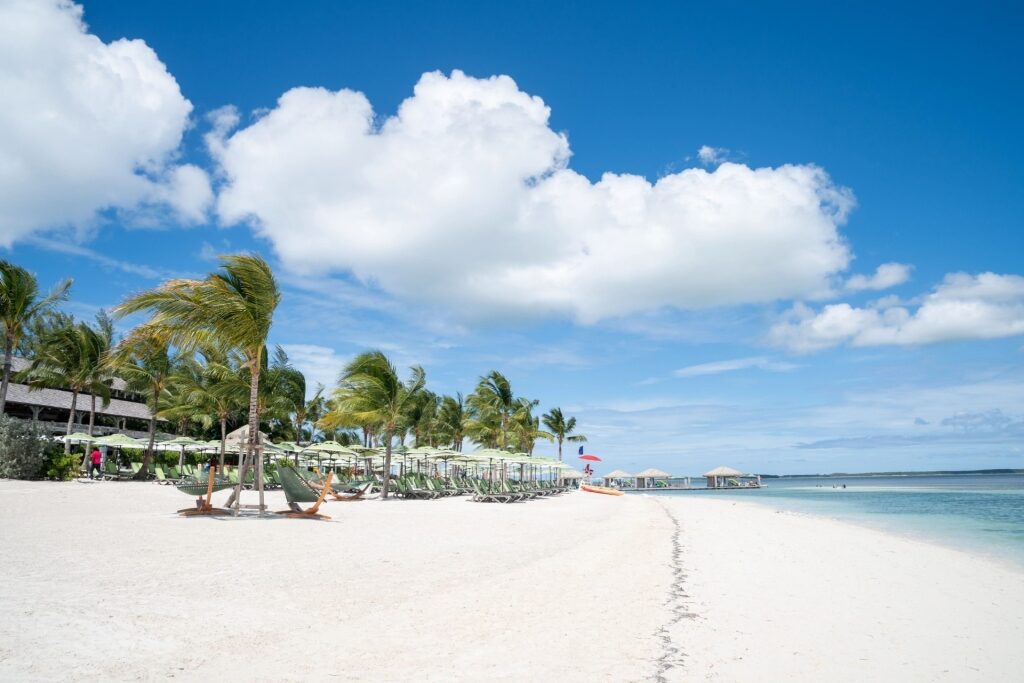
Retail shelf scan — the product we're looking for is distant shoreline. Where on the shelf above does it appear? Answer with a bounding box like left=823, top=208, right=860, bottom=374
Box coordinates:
left=760, top=468, right=1024, bottom=478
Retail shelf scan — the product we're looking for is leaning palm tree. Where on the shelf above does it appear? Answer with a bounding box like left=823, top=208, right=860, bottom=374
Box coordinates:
left=541, top=407, right=587, bottom=461
left=0, top=260, right=71, bottom=413
left=319, top=350, right=425, bottom=499
left=112, top=255, right=280, bottom=505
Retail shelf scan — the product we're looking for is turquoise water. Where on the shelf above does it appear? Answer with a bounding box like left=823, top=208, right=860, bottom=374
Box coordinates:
left=647, top=474, right=1024, bottom=567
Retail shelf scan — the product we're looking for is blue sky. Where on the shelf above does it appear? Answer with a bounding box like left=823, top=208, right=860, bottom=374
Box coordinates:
left=2, top=0, right=1022, bottom=474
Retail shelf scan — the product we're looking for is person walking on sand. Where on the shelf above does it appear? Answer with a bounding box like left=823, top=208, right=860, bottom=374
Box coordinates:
left=89, top=447, right=102, bottom=480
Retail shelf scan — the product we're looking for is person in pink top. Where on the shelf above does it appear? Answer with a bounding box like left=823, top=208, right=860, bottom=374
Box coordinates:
left=89, top=447, right=102, bottom=480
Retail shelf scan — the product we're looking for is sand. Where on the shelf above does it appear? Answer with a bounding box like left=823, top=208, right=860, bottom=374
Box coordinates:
left=0, top=481, right=1021, bottom=682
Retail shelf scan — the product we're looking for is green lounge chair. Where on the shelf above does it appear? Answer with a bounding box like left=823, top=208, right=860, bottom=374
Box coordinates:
left=152, top=464, right=171, bottom=484
left=276, top=467, right=333, bottom=520
left=470, top=479, right=515, bottom=503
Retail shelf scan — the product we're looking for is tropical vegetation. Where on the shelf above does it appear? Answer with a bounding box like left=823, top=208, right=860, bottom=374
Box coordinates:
left=0, top=256, right=587, bottom=484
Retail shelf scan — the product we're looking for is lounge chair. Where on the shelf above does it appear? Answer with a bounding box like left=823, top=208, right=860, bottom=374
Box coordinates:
left=276, top=467, right=333, bottom=520
left=309, top=468, right=370, bottom=501
left=175, top=466, right=233, bottom=516
left=152, top=464, right=172, bottom=485
left=470, top=479, right=515, bottom=503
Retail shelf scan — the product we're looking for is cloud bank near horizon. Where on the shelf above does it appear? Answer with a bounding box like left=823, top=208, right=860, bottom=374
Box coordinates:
left=771, top=272, right=1024, bottom=352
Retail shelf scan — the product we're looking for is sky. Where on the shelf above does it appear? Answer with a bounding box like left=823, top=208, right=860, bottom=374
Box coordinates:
left=1, top=0, right=1022, bottom=475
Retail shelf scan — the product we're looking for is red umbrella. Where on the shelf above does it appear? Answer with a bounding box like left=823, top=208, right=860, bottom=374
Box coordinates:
left=578, top=454, right=602, bottom=462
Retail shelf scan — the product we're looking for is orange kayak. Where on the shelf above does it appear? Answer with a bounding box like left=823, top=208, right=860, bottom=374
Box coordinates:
left=581, top=484, right=624, bottom=496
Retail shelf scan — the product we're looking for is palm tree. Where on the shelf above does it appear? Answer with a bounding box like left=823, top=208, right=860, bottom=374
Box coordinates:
left=257, top=346, right=306, bottom=438
left=436, top=393, right=467, bottom=451
left=510, top=398, right=552, bottom=455
left=0, top=260, right=71, bottom=413
left=467, top=371, right=517, bottom=449
left=541, top=407, right=588, bottom=461
left=113, top=254, right=280, bottom=505
left=320, top=350, right=425, bottom=499
left=293, top=383, right=326, bottom=444
left=403, top=389, right=438, bottom=447
left=190, top=346, right=248, bottom=471
left=19, top=317, right=114, bottom=456
left=105, top=329, right=177, bottom=478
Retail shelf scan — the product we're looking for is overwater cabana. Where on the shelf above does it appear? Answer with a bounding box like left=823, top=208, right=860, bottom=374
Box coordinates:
left=635, top=467, right=671, bottom=489
left=703, top=465, right=761, bottom=489
left=602, top=469, right=635, bottom=489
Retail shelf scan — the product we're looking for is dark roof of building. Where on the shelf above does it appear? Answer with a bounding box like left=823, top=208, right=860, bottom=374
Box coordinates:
left=10, top=357, right=130, bottom=392
left=5, top=357, right=151, bottom=420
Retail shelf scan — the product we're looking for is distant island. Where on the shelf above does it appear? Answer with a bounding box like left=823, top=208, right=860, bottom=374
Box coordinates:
left=761, top=469, right=1024, bottom=478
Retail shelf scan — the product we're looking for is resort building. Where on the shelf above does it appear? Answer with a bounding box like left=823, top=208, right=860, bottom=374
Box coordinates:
left=1, top=357, right=154, bottom=438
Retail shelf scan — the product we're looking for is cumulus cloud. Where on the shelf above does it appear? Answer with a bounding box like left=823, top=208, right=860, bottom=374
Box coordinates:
left=212, top=70, right=855, bottom=322
left=696, top=145, right=728, bottom=166
left=0, top=0, right=210, bottom=246
left=673, top=356, right=798, bottom=378
left=771, top=272, right=1024, bottom=352
left=844, top=262, right=912, bottom=292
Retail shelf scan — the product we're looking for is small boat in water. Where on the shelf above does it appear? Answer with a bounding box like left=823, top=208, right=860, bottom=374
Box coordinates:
left=581, top=484, right=624, bottom=496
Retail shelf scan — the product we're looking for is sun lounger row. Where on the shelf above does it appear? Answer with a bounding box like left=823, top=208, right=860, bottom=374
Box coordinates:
left=385, top=473, right=569, bottom=502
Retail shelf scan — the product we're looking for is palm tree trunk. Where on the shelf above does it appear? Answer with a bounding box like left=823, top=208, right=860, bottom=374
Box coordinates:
left=558, top=437, right=563, bottom=461
left=0, top=336, right=13, bottom=414
left=80, top=393, right=97, bottom=472
left=228, top=363, right=262, bottom=511
left=136, top=415, right=156, bottom=480
left=218, top=415, right=227, bottom=472
left=382, top=431, right=393, bottom=499
left=65, top=389, right=78, bottom=454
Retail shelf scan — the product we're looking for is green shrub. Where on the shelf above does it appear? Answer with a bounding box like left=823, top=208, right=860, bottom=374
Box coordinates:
left=277, top=457, right=294, bottom=468
left=45, top=451, right=78, bottom=480
left=0, top=416, right=59, bottom=479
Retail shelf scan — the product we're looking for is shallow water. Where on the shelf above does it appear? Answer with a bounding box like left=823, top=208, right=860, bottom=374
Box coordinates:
left=646, top=473, right=1024, bottom=567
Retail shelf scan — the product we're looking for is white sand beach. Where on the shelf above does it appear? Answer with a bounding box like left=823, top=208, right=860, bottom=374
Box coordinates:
left=1, top=481, right=1022, bottom=682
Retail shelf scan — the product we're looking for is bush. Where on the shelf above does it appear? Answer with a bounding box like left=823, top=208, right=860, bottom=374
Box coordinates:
left=45, top=451, right=78, bottom=480
left=0, top=416, right=61, bottom=479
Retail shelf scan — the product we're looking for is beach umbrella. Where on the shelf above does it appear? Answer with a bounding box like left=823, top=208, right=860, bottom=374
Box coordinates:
left=578, top=454, right=602, bottom=461
left=61, top=432, right=95, bottom=444
left=157, top=436, right=207, bottom=469
left=94, top=433, right=144, bottom=447
left=93, top=433, right=145, bottom=468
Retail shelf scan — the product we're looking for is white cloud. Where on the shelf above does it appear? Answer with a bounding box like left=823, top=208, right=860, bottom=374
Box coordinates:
left=844, top=262, right=912, bottom=292
left=212, top=70, right=855, bottom=323
left=696, top=145, right=728, bottom=166
left=280, top=344, right=349, bottom=397
left=771, top=272, right=1024, bottom=352
left=0, top=0, right=209, bottom=246
left=673, top=356, right=798, bottom=378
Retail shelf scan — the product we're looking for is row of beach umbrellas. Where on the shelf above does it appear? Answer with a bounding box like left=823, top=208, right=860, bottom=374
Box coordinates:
left=58, top=430, right=583, bottom=480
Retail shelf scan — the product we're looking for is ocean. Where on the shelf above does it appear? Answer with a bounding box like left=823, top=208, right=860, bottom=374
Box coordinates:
left=646, top=473, right=1024, bottom=567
